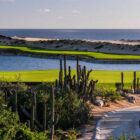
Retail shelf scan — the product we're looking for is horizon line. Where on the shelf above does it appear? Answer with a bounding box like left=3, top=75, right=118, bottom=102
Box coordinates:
left=1, top=28, right=140, bottom=30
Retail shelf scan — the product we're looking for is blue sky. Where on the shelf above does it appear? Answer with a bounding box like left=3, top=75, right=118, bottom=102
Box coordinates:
left=0, top=0, right=140, bottom=29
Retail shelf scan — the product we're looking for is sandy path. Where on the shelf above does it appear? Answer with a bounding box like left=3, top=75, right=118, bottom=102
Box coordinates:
left=95, top=106, right=140, bottom=140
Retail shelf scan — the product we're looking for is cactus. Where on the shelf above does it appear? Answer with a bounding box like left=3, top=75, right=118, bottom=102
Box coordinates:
left=27, top=120, right=31, bottom=128
left=14, top=90, right=18, bottom=114
left=43, top=102, right=47, bottom=132
left=137, top=77, right=139, bottom=88
left=73, top=75, right=76, bottom=90
left=121, top=72, right=124, bottom=89
left=59, top=59, right=63, bottom=88
left=68, top=66, right=71, bottom=78
left=58, top=56, right=97, bottom=101
left=55, top=79, right=58, bottom=88
left=51, top=86, right=55, bottom=140
left=31, top=92, right=36, bottom=130
left=84, top=66, right=87, bottom=95
left=64, top=55, right=67, bottom=78
left=4, top=88, right=7, bottom=103
left=77, top=56, right=79, bottom=77
left=133, top=71, right=136, bottom=93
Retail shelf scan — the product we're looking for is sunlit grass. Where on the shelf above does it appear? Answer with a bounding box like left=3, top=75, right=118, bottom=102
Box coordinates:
left=1, top=45, right=140, bottom=59
left=0, top=70, right=139, bottom=89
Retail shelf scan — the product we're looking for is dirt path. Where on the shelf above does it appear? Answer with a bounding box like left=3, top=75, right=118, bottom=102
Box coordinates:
left=95, top=106, right=140, bottom=140
left=77, top=95, right=140, bottom=140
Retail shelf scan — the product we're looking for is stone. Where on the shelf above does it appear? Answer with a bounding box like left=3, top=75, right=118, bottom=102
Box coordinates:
left=128, top=96, right=136, bottom=103
left=94, top=100, right=104, bottom=107
left=121, top=92, right=129, bottom=97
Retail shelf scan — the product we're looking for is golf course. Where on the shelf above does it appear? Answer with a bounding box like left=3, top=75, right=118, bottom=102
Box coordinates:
left=1, top=45, right=140, bottom=59
left=0, top=70, right=139, bottom=89
left=0, top=45, right=140, bottom=89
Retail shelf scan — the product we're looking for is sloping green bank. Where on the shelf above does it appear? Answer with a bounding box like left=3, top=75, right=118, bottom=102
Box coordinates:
left=0, top=70, right=139, bottom=89
left=1, top=45, right=140, bottom=59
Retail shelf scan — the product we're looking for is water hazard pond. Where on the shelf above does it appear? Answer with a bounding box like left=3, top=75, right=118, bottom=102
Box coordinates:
left=0, top=55, right=140, bottom=71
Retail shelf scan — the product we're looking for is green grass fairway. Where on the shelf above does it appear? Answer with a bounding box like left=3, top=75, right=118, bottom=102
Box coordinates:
left=0, top=70, right=139, bottom=89
left=1, top=45, right=140, bottom=59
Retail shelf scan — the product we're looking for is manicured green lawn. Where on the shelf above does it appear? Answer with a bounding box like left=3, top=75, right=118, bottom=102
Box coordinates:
left=0, top=70, right=139, bottom=89
left=1, top=45, right=140, bottom=59
left=1, top=45, right=140, bottom=89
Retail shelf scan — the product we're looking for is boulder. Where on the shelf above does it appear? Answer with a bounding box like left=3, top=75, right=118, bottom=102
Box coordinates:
left=121, top=92, right=130, bottom=98
left=135, top=88, right=140, bottom=94
left=128, top=96, right=136, bottom=103
left=94, top=100, right=104, bottom=107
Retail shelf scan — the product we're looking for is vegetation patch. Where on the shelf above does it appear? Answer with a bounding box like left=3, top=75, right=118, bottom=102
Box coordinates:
left=1, top=45, right=140, bottom=59
left=95, top=45, right=104, bottom=49
left=0, top=70, right=140, bottom=89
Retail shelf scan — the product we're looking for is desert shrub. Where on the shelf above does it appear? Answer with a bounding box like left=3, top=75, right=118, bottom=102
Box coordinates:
left=56, top=129, right=80, bottom=140
left=0, top=91, right=5, bottom=109
left=0, top=109, right=49, bottom=140
left=93, top=85, right=122, bottom=102
left=95, top=45, right=104, bottom=49
left=94, top=85, right=106, bottom=98
left=108, top=133, right=138, bottom=140
left=8, top=83, right=90, bottom=130
left=55, top=90, right=90, bottom=129
left=105, top=89, right=121, bottom=102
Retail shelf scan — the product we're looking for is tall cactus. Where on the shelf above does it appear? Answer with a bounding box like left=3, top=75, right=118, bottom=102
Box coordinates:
left=137, top=77, right=139, bottom=88
left=43, top=102, right=47, bottom=132
left=68, top=66, right=72, bottom=88
left=76, top=56, right=80, bottom=92
left=59, top=59, right=63, bottom=88
left=31, top=92, right=36, bottom=130
left=121, top=72, right=124, bottom=90
left=55, top=79, right=58, bottom=88
left=14, top=90, right=18, bottom=114
left=27, top=120, right=31, bottom=128
left=133, top=71, right=136, bottom=93
left=83, top=66, right=87, bottom=94
left=64, top=55, right=67, bottom=78
left=77, top=56, right=79, bottom=78
left=51, top=86, right=55, bottom=140
left=68, top=66, right=71, bottom=78
left=73, top=75, right=76, bottom=90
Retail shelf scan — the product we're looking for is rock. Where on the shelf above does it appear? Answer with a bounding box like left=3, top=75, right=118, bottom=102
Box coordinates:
left=128, top=96, right=136, bottom=103
left=121, top=92, right=129, bottom=97
left=94, top=100, right=104, bottom=107
left=135, top=88, right=140, bottom=94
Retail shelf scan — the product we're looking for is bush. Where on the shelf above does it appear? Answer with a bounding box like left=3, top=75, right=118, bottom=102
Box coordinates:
left=55, top=90, right=90, bottom=129
left=108, top=133, right=138, bottom=140
left=105, top=89, right=122, bottom=102
left=93, top=85, right=122, bottom=103
left=8, top=83, right=90, bottom=130
left=0, top=109, right=80, bottom=140
left=0, top=109, right=49, bottom=140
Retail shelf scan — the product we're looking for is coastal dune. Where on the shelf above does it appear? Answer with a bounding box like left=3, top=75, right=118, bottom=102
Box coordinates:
left=0, top=35, right=140, bottom=56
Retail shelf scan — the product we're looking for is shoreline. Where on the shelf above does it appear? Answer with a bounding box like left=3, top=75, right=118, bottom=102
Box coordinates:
left=1, top=35, right=140, bottom=64
left=1, top=49, right=140, bottom=64
left=12, top=36, right=140, bottom=46
left=2, top=35, right=140, bottom=55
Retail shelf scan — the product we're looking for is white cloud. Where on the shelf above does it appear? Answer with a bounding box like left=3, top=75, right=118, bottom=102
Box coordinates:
left=44, top=9, right=50, bottom=13
left=72, top=10, right=80, bottom=14
left=39, top=8, right=51, bottom=13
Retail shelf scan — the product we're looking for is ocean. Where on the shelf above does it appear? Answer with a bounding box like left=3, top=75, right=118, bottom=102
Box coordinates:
left=1, top=29, right=140, bottom=40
